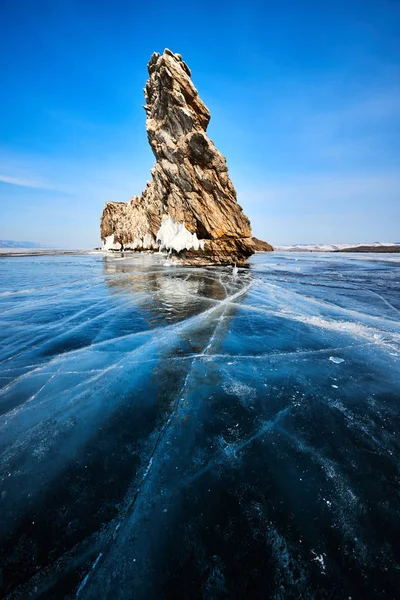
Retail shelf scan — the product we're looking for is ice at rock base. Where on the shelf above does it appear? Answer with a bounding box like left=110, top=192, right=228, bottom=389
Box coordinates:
left=102, top=234, right=120, bottom=250
left=0, top=251, right=399, bottom=599
left=156, top=214, right=205, bottom=253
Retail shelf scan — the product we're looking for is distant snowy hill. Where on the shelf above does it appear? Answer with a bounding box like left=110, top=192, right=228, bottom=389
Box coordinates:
left=0, top=240, right=42, bottom=249
left=275, top=242, right=399, bottom=252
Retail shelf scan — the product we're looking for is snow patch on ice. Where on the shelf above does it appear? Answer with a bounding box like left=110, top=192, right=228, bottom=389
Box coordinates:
left=157, top=214, right=204, bottom=253
left=311, top=550, right=326, bottom=573
left=223, top=378, right=256, bottom=407
left=329, top=356, right=345, bottom=364
left=163, top=258, right=175, bottom=267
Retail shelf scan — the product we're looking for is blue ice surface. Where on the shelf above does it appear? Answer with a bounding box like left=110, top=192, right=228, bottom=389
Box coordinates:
left=0, top=251, right=399, bottom=599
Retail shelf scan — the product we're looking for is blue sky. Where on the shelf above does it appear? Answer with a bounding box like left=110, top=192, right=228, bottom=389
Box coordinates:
left=1, top=0, right=399, bottom=247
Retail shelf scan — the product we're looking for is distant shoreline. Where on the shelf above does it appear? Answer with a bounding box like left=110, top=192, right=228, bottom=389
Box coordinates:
left=334, top=245, right=400, bottom=253
left=2, top=247, right=400, bottom=259
left=275, top=243, right=400, bottom=253
left=0, top=249, right=96, bottom=257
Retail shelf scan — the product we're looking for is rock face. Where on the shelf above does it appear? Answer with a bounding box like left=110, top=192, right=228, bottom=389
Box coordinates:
left=252, top=237, right=274, bottom=252
left=100, top=49, right=256, bottom=265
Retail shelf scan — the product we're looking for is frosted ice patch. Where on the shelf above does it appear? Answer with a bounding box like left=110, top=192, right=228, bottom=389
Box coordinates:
left=311, top=550, right=326, bottom=573
left=223, top=378, right=256, bottom=405
left=329, top=356, right=345, bottom=364
left=163, top=259, right=175, bottom=267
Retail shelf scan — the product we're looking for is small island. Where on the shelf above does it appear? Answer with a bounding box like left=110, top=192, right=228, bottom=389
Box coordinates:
left=100, top=49, right=273, bottom=265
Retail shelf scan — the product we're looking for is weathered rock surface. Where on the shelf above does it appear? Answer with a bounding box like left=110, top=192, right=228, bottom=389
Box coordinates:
left=252, top=237, right=274, bottom=252
left=100, top=49, right=257, bottom=265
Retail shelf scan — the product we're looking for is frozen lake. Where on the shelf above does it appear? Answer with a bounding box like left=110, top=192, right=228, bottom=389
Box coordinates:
left=0, top=251, right=399, bottom=599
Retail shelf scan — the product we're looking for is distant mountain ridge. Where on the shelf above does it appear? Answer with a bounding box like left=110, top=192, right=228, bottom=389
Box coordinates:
left=0, top=240, right=55, bottom=249
left=0, top=240, right=42, bottom=248
left=275, top=242, right=400, bottom=252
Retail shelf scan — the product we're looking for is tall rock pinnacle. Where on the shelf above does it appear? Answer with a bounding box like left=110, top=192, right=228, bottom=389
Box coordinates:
left=100, top=49, right=256, bottom=264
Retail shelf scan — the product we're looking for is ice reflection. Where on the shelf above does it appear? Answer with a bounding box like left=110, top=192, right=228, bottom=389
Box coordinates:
left=102, top=255, right=246, bottom=324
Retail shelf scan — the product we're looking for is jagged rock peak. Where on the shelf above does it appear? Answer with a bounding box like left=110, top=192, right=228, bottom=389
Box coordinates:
left=100, top=49, right=262, bottom=265
left=144, top=48, right=211, bottom=153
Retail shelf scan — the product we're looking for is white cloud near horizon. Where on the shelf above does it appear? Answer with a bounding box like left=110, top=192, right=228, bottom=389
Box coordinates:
left=0, top=173, right=56, bottom=190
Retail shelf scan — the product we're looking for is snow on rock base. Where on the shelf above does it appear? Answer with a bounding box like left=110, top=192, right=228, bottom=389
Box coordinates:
left=157, top=215, right=205, bottom=253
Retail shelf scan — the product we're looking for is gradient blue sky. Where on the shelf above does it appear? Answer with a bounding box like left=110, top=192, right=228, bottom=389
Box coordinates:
left=1, top=0, right=399, bottom=247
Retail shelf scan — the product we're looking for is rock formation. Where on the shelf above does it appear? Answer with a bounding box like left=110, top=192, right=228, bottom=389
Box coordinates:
left=252, top=237, right=274, bottom=252
left=100, top=49, right=257, bottom=265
